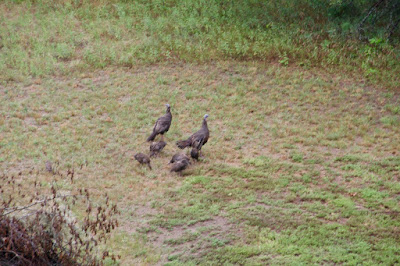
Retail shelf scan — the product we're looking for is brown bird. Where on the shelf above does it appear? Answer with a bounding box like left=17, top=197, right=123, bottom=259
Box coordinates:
left=134, top=153, right=152, bottom=170
left=150, top=141, right=167, bottom=157
left=169, top=153, right=190, bottom=164
left=190, top=147, right=199, bottom=160
left=169, top=153, right=191, bottom=174
left=176, top=114, right=209, bottom=157
left=147, top=104, right=172, bottom=142
left=170, top=160, right=190, bottom=174
left=45, top=161, right=54, bottom=174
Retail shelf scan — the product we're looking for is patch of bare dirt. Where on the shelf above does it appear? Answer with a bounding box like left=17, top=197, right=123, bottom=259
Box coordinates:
left=24, top=116, right=38, bottom=127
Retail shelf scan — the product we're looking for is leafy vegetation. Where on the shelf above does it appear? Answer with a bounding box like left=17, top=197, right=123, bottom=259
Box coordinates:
left=0, top=0, right=399, bottom=88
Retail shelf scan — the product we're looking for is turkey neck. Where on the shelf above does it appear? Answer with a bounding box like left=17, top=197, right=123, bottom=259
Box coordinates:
left=202, top=118, right=208, bottom=130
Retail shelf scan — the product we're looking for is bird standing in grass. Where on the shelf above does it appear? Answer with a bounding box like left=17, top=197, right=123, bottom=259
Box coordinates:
left=147, top=104, right=172, bottom=142
left=169, top=153, right=191, bottom=174
left=169, top=153, right=190, bottom=164
left=176, top=114, right=209, bottom=159
left=134, top=153, right=152, bottom=170
left=150, top=141, right=167, bottom=157
left=170, top=160, right=190, bottom=174
left=190, top=148, right=199, bottom=160
left=45, top=161, right=54, bottom=174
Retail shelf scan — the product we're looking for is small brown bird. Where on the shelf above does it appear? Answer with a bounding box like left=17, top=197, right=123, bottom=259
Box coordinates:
left=134, top=153, right=152, bottom=170
left=169, top=153, right=191, bottom=174
left=45, top=161, right=54, bottom=174
left=169, top=153, right=190, bottom=164
left=150, top=141, right=167, bottom=157
left=190, top=148, right=199, bottom=160
left=170, top=160, right=190, bottom=174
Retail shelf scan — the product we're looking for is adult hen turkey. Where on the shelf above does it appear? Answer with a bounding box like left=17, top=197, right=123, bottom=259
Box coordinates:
left=176, top=114, right=209, bottom=157
left=147, top=104, right=172, bottom=142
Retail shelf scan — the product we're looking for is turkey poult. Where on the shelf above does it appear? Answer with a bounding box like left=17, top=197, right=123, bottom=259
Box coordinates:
left=45, top=161, right=53, bottom=174
left=169, top=153, right=191, bottom=174
left=176, top=114, right=209, bottom=158
left=147, top=104, right=172, bottom=142
left=170, top=160, right=190, bottom=173
left=169, top=153, right=190, bottom=164
left=134, top=153, right=152, bottom=170
left=190, top=148, right=199, bottom=160
left=150, top=141, right=167, bottom=157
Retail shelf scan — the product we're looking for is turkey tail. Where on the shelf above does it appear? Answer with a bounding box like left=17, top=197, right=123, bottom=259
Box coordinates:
left=176, top=138, right=191, bottom=149
left=147, top=131, right=157, bottom=142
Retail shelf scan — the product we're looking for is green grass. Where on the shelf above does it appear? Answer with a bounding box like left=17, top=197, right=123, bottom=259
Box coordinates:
left=2, top=62, right=400, bottom=264
left=1, top=1, right=400, bottom=265
left=0, top=0, right=399, bottom=89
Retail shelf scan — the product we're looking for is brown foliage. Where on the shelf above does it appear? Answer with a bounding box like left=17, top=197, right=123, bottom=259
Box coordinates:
left=0, top=168, right=119, bottom=265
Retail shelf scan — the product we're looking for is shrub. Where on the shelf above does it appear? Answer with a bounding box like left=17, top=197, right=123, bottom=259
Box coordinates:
left=0, top=169, right=119, bottom=265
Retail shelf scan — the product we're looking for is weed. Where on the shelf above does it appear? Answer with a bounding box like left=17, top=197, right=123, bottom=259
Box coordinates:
left=291, top=153, right=304, bottom=163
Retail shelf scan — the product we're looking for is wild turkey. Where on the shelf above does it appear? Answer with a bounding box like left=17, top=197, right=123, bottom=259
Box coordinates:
left=147, top=104, right=172, bottom=142
left=170, top=160, right=190, bottom=174
left=190, top=148, right=199, bottom=160
left=134, top=153, right=152, bottom=170
left=45, top=161, right=54, bottom=174
left=169, top=153, right=190, bottom=164
left=169, top=153, right=190, bottom=173
left=150, top=141, right=167, bottom=157
left=176, top=114, right=209, bottom=157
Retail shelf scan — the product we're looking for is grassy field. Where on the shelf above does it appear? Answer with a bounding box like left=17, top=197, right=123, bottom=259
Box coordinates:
left=2, top=62, right=400, bottom=264
left=1, top=1, right=400, bottom=265
left=1, top=1, right=399, bottom=89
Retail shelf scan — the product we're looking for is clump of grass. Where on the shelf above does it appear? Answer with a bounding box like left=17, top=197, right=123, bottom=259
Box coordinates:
left=290, top=152, right=304, bottom=163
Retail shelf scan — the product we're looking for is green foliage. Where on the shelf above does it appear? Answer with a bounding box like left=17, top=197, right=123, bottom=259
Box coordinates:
left=279, top=53, right=289, bottom=66
left=53, top=43, right=74, bottom=61
left=291, top=153, right=304, bottom=163
left=385, top=104, right=400, bottom=115
left=380, top=116, right=400, bottom=126
left=335, top=154, right=363, bottom=162
left=0, top=0, right=399, bottom=88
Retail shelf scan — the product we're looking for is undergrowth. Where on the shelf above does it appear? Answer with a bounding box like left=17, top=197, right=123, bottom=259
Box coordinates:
left=0, top=167, right=119, bottom=265
left=0, top=0, right=399, bottom=89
